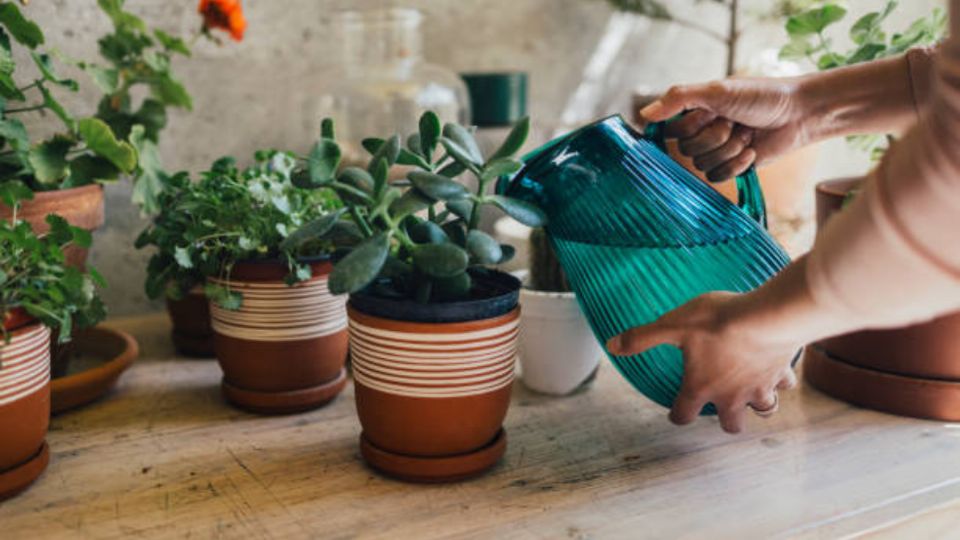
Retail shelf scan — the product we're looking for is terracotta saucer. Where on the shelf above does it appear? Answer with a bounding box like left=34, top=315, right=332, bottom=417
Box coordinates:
left=360, top=428, right=506, bottom=483
left=222, top=367, right=348, bottom=415
left=171, top=330, right=215, bottom=358
left=51, top=327, right=139, bottom=414
left=804, top=345, right=960, bottom=421
left=0, top=442, right=49, bottom=502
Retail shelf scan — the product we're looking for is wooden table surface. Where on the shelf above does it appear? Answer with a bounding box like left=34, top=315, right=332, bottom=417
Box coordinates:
left=2, top=314, right=959, bottom=539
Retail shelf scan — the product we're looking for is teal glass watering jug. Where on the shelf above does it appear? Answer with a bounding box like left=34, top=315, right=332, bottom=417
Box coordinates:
left=499, top=115, right=790, bottom=410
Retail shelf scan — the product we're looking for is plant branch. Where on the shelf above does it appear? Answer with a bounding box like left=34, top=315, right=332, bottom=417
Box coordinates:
left=6, top=104, right=46, bottom=114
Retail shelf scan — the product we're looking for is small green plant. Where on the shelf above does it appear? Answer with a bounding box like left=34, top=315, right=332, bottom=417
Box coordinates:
left=136, top=151, right=341, bottom=309
left=285, top=111, right=546, bottom=303
left=780, top=0, right=946, bottom=158
left=529, top=228, right=570, bottom=292
left=0, top=185, right=106, bottom=350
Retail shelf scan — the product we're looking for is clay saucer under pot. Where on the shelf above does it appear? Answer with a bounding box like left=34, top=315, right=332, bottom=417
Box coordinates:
left=348, top=269, right=521, bottom=483
left=210, top=257, right=349, bottom=414
left=51, top=326, right=139, bottom=414
left=0, top=312, right=52, bottom=501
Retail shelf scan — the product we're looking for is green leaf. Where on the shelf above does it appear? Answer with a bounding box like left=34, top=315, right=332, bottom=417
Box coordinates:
left=308, top=139, right=341, bottom=184
left=321, top=117, right=336, bottom=140
left=82, top=64, right=120, bottom=94
left=786, top=5, right=847, bottom=37
left=338, top=166, right=374, bottom=193
left=408, top=220, right=448, bottom=244
left=844, top=43, right=886, bottom=65
left=488, top=195, right=547, bottom=227
left=368, top=134, right=401, bottom=174
left=150, top=75, right=192, bottom=110
left=437, top=160, right=466, bottom=178
left=361, top=138, right=384, bottom=155
left=816, top=52, right=846, bottom=70
left=133, top=99, right=167, bottom=141
left=154, top=29, right=191, bottom=56
left=280, top=208, right=347, bottom=252
left=498, top=244, right=516, bottom=264
left=0, top=179, right=32, bottom=207
left=0, top=3, right=43, bottom=48
left=466, top=229, right=502, bottom=264
left=174, top=246, right=193, bottom=268
left=129, top=124, right=163, bottom=213
left=371, top=158, right=389, bottom=199
left=205, top=284, right=242, bottom=310
left=442, top=123, right=483, bottom=164
left=389, top=189, right=431, bottom=218
left=97, top=0, right=148, bottom=32
left=779, top=37, right=816, bottom=61
left=65, top=155, right=120, bottom=187
left=442, top=220, right=466, bottom=247
left=0, top=118, right=28, bottom=151
left=328, top=232, right=390, bottom=294
left=431, top=272, right=472, bottom=301
left=28, top=135, right=73, bottom=184
left=79, top=117, right=137, bottom=172
left=481, top=158, right=523, bottom=182
left=413, top=242, right=469, bottom=278
left=31, top=52, right=78, bottom=91
left=397, top=148, right=431, bottom=169
left=406, top=133, right=422, bottom=156
left=445, top=199, right=473, bottom=221
left=408, top=170, right=469, bottom=200
left=418, top=110, right=441, bottom=160
left=488, top=117, right=530, bottom=162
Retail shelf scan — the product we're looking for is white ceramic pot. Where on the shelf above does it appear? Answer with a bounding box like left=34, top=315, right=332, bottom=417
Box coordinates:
left=518, top=288, right=602, bottom=395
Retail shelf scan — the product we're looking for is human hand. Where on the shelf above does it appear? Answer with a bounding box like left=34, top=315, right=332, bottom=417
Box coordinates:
left=641, top=78, right=811, bottom=182
left=606, top=291, right=800, bottom=434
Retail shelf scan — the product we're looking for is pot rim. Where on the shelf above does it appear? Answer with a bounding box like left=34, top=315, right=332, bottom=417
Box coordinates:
left=2, top=308, right=36, bottom=333
left=520, top=287, right=576, bottom=300
left=349, top=269, right=521, bottom=324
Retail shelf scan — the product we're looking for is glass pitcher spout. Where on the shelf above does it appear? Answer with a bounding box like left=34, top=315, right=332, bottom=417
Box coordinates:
left=499, top=114, right=790, bottom=411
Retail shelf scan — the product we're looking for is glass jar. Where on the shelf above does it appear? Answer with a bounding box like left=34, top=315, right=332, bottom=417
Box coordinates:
left=316, top=8, right=470, bottom=166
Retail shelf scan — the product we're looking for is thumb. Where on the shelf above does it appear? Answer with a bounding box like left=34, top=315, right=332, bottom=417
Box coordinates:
left=606, top=320, right=681, bottom=357
left=640, top=82, right=724, bottom=123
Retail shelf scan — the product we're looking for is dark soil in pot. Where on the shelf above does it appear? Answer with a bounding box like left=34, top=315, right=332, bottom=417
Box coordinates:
left=349, top=269, right=520, bottom=482
left=805, top=178, right=960, bottom=419
left=211, top=257, right=349, bottom=414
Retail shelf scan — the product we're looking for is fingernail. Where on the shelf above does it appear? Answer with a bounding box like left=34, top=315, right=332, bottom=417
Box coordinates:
left=606, top=335, right=623, bottom=354
left=640, top=100, right=664, bottom=120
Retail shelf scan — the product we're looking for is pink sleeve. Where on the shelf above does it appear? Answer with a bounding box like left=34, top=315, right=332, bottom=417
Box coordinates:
left=805, top=3, right=960, bottom=330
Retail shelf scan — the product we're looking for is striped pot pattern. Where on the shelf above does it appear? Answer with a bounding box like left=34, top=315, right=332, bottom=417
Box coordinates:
left=0, top=322, right=51, bottom=472
left=210, top=260, right=349, bottom=413
left=350, top=306, right=519, bottom=457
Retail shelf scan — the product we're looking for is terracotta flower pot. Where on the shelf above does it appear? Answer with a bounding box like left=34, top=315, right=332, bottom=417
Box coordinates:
left=210, top=259, right=349, bottom=414
left=349, top=270, right=520, bottom=483
left=803, top=178, right=960, bottom=420
left=518, top=288, right=601, bottom=395
left=0, top=315, right=51, bottom=501
left=0, top=184, right=105, bottom=269
left=166, top=288, right=215, bottom=358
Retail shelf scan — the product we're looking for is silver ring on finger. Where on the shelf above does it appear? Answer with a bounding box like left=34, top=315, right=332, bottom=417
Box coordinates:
left=747, top=392, right=779, bottom=418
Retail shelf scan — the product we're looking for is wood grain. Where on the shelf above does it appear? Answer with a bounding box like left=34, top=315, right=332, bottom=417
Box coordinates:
left=2, top=314, right=959, bottom=539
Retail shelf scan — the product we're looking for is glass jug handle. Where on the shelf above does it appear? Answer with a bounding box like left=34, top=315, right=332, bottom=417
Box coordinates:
left=643, top=120, right=768, bottom=229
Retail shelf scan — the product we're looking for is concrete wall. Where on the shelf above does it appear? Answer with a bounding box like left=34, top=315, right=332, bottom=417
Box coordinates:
left=14, top=0, right=941, bottom=315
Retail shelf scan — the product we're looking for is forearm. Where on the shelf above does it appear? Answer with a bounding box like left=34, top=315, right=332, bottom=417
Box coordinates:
left=796, top=52, right=930, bottom=142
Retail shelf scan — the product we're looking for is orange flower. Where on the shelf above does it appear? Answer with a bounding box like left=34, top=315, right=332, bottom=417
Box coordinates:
left=198, top=0, right=246, bottom=42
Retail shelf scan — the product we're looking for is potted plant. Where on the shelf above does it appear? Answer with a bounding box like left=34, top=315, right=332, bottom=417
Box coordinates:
left=288, top=111, right=544, bottom=482
left=779, top=2, right=959, bottom=420
left=0, top=196, right=105, bottom=500
left=518, top=228, right=602, bottom=395
left=139, top=149, right=348, bottom=414
left=136, top=173, right=214, bottom=357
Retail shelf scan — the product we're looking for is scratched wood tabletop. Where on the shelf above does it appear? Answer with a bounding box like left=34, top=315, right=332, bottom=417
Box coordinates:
left=1, top=314, right=958, bottom=539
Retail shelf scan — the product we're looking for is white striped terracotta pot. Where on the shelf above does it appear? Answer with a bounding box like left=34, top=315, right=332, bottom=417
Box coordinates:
left=210, top=260, right=349, bottom=413
left=350, top=305, right=519, bottom=457
left=0, top=320, right=51, bottom=474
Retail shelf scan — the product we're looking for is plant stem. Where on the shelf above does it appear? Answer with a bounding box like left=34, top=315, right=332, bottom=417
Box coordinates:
left=350, top=206, right=373, bottom=238
left=467, top=176, right=487, bottom=231
left=5, top=104, right=46, bottom=114
left=17, top=80, right=41, bottom=94
left=725, top=0, right=739, bottom=77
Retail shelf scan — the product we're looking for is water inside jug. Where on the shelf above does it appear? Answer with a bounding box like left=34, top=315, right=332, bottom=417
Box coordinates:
left=499, top=115, right=790, bottom=410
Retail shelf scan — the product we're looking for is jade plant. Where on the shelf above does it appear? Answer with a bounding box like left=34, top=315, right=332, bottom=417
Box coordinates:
left=779, top=0, right=946, bottom=159
left=0, top=185, right=106, bottom=348
left=136, top=151, right=341, bottom=309
left=529, top=228, right=570, bottom=293
left=284, top=111, right=546, bottom=302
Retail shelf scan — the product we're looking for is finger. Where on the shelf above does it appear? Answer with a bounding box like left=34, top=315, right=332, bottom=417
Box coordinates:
left=693, top=125, right=754, bottom=173
left=705, top=147, right=757, bottom=183
left=777, top=369, right=798, bottom=390
left=678, top=118, right=734, bottom=157
left=749, top=388, right=778, bottom=414
left=669, top=382, right=709, bottom=426
left=716, top=400, right=747, bottom=434
left=640, top=81, right=728, bottom=122
left=606, top=320, right=682, bottom=357
left=664, top=109, right=716, bottom=138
